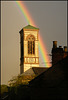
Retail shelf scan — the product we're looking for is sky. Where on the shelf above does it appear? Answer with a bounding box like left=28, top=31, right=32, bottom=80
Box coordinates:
left=1, top=1, right=67, bottom=85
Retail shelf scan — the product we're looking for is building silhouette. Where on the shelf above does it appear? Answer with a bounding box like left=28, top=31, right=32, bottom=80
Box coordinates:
left=29, top=56, right=68, bottom=100
left=52, top=41, right=68, bottom=65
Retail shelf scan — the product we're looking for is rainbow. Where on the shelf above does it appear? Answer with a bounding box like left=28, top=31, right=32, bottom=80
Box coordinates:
left=15, top=1, right=51, bottom=67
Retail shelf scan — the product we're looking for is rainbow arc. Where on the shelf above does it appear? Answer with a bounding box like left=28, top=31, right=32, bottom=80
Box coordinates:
left=15, top=1, right=51, bottom=67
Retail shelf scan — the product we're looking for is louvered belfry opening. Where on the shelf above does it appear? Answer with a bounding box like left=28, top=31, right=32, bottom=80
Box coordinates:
left=28, top=35, right=35, bottom=55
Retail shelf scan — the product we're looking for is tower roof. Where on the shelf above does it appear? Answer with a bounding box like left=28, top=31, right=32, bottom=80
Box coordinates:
left=23, top=25, right=39, bottom=30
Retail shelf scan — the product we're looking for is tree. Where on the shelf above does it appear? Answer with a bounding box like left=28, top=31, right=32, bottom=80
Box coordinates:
left=8, top=74, right=36, bottom=87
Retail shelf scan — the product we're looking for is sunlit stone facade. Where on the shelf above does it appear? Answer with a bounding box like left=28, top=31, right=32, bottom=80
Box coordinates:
left=19, top=25, right=39, bottom=74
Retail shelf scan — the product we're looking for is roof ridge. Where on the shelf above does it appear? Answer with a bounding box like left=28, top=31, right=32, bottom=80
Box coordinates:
left=23, top=24, right=39, bottom=29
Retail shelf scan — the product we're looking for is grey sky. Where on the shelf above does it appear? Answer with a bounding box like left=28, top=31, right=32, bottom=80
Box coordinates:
left=1, top=1, right=67, bottom=85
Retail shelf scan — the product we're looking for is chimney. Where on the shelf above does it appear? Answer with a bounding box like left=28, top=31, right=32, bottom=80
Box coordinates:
left=53, top=41, right=57, bottom=48
left=64, top=46, right=67, bottom=52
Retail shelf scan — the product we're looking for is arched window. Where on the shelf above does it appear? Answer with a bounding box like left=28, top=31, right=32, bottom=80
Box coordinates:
left=27, top=35, right=35, bottom=55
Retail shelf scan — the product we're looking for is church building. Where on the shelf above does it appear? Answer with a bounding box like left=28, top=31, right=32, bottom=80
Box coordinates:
left=19, top=25, right=39, bottom=74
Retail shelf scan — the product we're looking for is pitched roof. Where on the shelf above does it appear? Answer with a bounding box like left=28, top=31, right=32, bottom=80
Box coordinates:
left=29, top=56, right=68, bottom=87
left=32, top=67, right=48, bottom=76
left=19, top=25, right=39, bottom=33
left=21, top=67, right=48, bottom=76
left=23, top=25, right=39, bottom=30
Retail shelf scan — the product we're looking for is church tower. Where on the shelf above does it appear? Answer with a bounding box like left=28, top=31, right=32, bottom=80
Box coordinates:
left=19, top=25, right=39, bottom=74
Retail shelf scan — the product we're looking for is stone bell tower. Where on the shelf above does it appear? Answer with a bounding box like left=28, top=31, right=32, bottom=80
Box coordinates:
left=19, top=25, right=39, bottom=74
